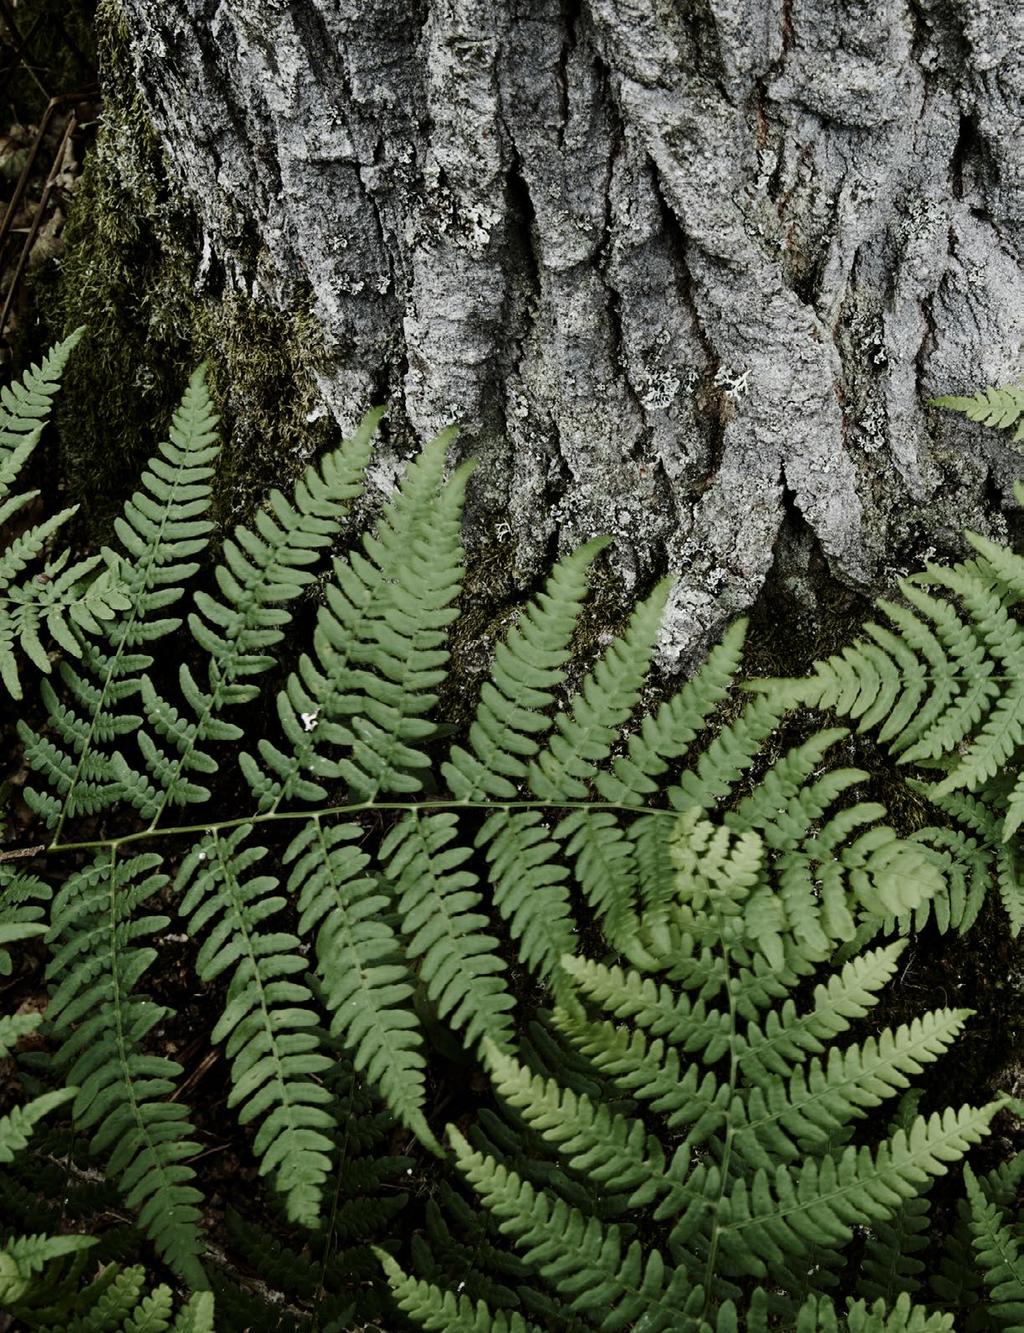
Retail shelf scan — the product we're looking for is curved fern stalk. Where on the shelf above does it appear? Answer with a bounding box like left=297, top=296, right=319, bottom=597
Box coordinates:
left=246, top=428, right=469, bottom=811
left=175, top=827, right=336, bottom=1226
left=137, top=408, right=382, bottom=827
left=44, top=849, right=207, bottom=1287
left=283, top=817, right=435, bottom=1150
left=0, top=328, right=129, bottom=700
left=931, top=381, right=1024, bottom=443
left=19, top=365, right=221, bottom=833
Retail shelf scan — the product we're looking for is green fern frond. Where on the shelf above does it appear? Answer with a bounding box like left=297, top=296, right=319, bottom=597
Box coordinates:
left=857, top=1094, right=932, bottom=1304
left=140, top=408, right=382, bottom=826
left=284, top=817, right=434, bottom=1148
left=444, top=538, right=609, bottom=802
left=248, top=429, right=468, bottom=809
left=0, top=864, right=51, bottom=974
left=175, top=827, right=335, bottom=1226
left=44, top=849, right=206, bottom=1287
left=19, top=364, right=220, bottom=828
left=383, top=811, right=515, bottom=1052
left=964, top=1161, right=1024, bottom=1330
left=0, top=1234, right=97, bottom=1308
left=0, top=329, right=129, bottom=700
left=594, top=617, right=748, bottom=805
left=528, top=577, right=672, bottom=801
left=381, top=1251, right=546, bottom=1333
left=450, top=1125, right=691, bottom=1329
left=932, top=381, right=1024, bottom=441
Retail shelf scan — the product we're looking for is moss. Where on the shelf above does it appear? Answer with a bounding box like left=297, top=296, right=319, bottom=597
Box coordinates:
left=25, top=0, right=339, bottom=542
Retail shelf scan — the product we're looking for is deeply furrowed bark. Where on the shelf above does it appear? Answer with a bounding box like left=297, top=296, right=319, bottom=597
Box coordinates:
left=113, top=0, right=1024, bottom=664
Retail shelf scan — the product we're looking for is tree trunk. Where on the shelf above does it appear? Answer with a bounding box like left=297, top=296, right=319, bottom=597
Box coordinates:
left=109, top=0, right=1024, bottom=664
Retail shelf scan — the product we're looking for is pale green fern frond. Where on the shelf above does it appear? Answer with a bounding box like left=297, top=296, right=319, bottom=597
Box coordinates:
left=931, top=381, right=1024, bottom=442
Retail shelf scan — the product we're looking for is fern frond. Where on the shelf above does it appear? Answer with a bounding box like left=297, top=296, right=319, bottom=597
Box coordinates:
left=449, top=1126, right=691, bottom=1330
left=444, top=538, right=609, bottom=801
left=380, top=1252, right=545, bottom=1333
left=932, top=382, right=1024, bottom=441
left=0, top=329, right=126, bottom=699
left=19, top=364, right=220, bottom=829
left=964, top=1161, right=1024, bottom=1329
left=140, top=409, right=382, bottom=825
left=249, top=429, right=468, bottom=809
left=594, top=617, right=747, bottom=805
left=0, top=864, right=51, bottom=974
left=383, top=811, right=515, bottom=1052
left=45, top=849, right=206, bottom=1286
left=283, top=816, right=434, bottom=1148
left=0, top=1233, right=97, bottom=1307
left=175, top=827, right=335, bottom=1226
left=528, top=578, right=672, bottom=801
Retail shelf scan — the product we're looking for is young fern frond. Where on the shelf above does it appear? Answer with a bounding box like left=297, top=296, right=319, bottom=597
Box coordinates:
left=44, top=850, right=207, bottom=1288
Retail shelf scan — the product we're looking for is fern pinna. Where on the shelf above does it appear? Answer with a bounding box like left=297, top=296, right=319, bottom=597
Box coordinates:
left=1, top=344, right=1020, bottom=1327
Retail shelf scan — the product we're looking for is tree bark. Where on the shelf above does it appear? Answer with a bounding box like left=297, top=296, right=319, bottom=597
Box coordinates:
left=112, top=0, right=1024, bottom=664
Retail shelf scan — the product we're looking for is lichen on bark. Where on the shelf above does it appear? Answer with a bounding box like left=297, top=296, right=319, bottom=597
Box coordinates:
left=89, top=0, right=1024, bottom=674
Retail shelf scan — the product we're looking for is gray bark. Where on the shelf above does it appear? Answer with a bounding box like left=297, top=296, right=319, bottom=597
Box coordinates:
left=115, top=0, right=1024, bottom=664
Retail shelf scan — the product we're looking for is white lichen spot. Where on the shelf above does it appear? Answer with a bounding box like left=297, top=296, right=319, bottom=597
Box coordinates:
left=713, top=366, right=752, bottom=398
left=301, top=709, right=320, bottom=732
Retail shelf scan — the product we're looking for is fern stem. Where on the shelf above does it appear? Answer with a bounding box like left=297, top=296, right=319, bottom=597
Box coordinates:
left=38, top=798, right=685, bottom=859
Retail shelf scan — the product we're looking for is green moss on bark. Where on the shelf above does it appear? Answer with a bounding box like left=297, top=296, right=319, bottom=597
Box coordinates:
left=28, top=0, right=339, bottom=539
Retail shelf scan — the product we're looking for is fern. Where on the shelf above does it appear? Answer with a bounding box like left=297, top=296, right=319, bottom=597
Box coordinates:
left=931, top=381, right=1024, bottom=444
left=386, top=814, right=1002, bottom=1332
left=749, top=480, right=1024, bottom=929
left=4, top=351, right=1022, bottom=1323
left=43, top=848, right=207, bottom=1286
left=0, top=329, right=129, bottom=699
